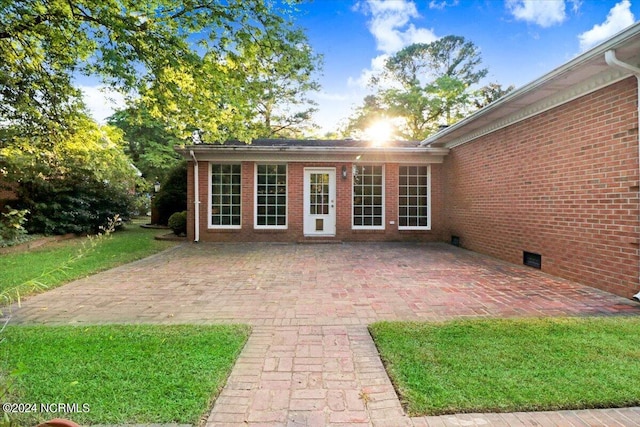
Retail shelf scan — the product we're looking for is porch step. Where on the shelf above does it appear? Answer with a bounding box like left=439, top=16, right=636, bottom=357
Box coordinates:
left=297, top=238, right=343, bottom=244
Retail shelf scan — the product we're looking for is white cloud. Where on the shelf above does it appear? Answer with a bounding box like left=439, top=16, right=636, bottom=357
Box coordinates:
left=429, top=0, right=459, bottom=10
left=365, top=0, right=438, bottom=53
left=350, top=0, right=438, bottom=88
left=79, top=85, right=126, bottom=123
left=348, top=54, right=390, bottom=88
left=578, top=0, right=636, bottom=51
left=506, top=0, right=567, bottom=27
left=315, top=91, right=350, bottom=101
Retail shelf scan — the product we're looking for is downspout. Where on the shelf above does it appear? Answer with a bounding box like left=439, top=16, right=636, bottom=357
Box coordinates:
left=605, top=50, right=640, bottom=301
left=189, top=150, right=200, bottom=243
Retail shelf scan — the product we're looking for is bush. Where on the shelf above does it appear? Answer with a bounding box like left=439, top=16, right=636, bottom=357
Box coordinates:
left=2, top=118, right=140, bottom=236
left=132, top=193, right=151, bottom=217
left=168, top=211, right=187, bottom=236
left=153, top=161, right=187, bottom=225
left=19, top=178, right=135, bottom=235
left=0, top=205, right=29, bottom=246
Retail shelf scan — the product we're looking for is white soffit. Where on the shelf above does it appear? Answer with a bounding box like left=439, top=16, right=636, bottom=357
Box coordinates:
left=422, top=22, right=640, bottom=149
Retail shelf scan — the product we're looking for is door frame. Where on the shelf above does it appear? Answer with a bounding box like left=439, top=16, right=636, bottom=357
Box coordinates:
left=303, top=167, right=336, bottom=237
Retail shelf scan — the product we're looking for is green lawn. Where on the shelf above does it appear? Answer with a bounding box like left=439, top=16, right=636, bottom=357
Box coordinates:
left=0, top=219, right=178, bottom=302
left=369, top=317, right=640, bottom=416
left=2, top=324, right=250, bottom=425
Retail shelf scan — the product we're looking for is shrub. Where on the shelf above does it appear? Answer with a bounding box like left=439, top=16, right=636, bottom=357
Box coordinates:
left=20, top=178, right=135, bottom=235
left=0, top=205, right=29, bottom=242
left=168, top=211, right=187, bottom=236
left=132, top=193, right=151, bottom=217
left=153, top=161, right=187, bottom=225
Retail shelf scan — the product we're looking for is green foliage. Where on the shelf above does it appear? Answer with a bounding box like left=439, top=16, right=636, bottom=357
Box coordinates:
left=473, top=82, right=516, bottom=109
left=1, top=0, right=322, bottom=144
left=132, top=193, right=151, bottom=217
left=168, top=211, right=187, bottom=236
left=153, top=162, right=187, bottom=226
left=3, top=324, right=250, bottom=425
left=370, top=318, right=640, bottom=416
left=243, top=28, right=323, bottom=138
left=1, top=116, right=139, bottom=235
left=107, top=105, right=183, bottom=185
left=346, top=35, right=497, bottom=140
left=0, top=206, right=29, bottom=242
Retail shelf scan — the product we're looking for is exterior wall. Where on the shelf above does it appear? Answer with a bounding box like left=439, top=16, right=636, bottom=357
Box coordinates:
left=442, top=77, right=639, bottom=298
left=186, top=160, right=444, bottom=243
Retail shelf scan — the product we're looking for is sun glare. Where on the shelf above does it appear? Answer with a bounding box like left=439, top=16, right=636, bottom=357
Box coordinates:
left=364, top=120, right=394, bottom=146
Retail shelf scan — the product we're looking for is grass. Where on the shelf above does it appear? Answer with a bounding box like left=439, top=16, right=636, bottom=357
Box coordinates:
left=0, top=219, right=178, bottom=301
left=369, top=317, right=640, bottom=416
left=2, top=324, right=250, bottom=425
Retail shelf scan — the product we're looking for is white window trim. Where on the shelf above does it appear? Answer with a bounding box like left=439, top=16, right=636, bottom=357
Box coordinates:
left=254, top=163, right=288, bottom=230
left=208, top=162, right=242, bottom=229
left=352, top=164, right=385, bottom=230
left=398, top=164, right=431, bottom=231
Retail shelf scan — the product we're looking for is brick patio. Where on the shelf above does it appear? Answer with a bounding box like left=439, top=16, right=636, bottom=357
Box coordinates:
left=7, top=242, right=640, bottom=426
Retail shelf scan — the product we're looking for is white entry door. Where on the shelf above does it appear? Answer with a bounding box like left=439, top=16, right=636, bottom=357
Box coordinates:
left=303, top=168, right=336, bottom=236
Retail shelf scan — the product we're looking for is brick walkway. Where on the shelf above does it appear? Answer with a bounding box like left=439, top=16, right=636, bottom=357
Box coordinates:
left=7, top=242, right=640, bottom=426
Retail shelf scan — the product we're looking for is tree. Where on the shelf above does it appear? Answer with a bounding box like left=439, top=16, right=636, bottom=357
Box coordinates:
left=153, top=162, right=187, bottom=226
left=244, top=29, right=322, bottom=138
left=108, top=105, right=183, bottom=186
left=0, top=0, right=321, bottom=142
left=342, top=95, right=392, bottom=139
left=473, top=82, right=516, bottom=109
left=348, top=36, right=489, bottom=140
left=141, top=17, right=322, bottom=142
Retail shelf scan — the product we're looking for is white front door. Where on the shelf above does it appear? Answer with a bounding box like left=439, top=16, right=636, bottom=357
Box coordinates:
left=303, top=168, right=336, bottom=236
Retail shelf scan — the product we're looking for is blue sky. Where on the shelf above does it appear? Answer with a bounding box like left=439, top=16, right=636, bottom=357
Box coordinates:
left=82, top=0, right=639, bottom=135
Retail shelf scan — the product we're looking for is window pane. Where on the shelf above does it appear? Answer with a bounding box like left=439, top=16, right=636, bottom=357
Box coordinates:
left=398, top=165, right=429, bottom=228
left=211, top=163, right=241, bottom=227
left=352, top=165, right=383, bottom=228
left=256, top=164, right=287, bottom=227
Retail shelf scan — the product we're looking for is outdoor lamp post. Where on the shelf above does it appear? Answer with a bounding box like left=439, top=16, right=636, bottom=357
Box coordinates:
left=151, top=180, right=161, bottom=225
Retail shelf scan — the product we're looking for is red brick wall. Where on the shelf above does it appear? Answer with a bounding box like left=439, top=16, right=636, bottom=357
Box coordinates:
left=443, top=77, right=639, bottom=298
left=186, top=160, right=444, bottom=243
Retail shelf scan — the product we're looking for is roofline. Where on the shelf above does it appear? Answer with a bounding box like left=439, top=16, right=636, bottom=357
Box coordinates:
left=176, top=144, right=450, bottom=164
left=176, top=145, right=449, bottom=156
left=421, top=21, right=640, bottom=147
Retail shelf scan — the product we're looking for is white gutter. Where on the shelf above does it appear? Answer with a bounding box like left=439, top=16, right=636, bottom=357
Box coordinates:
left=189, top=150, right=200, bottom=243
left=605, top=49, right=640, bottom=302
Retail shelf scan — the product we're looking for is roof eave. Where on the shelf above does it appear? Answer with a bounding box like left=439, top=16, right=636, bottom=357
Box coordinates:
left=175, top=144, right=450, bottom=164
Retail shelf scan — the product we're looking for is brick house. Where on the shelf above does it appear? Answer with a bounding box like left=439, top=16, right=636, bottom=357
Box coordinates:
left=178, top=23, right=640, bottom=299
left=178, top=139, right=449, bottom=243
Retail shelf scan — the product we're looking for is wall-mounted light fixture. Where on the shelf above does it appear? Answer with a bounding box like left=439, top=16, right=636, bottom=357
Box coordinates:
left=342, top=165, right=348, bottom=179
left=154, top=181, right=161, bottom=193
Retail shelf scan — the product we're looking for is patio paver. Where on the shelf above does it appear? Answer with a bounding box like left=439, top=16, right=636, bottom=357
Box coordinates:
left=5, top=242, right=640, bottom=426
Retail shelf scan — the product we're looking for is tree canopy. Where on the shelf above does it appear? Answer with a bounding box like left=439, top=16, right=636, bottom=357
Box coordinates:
left=345, top=35, right=513, bottom=141
left=1, top=0, right=322, bottom=142
left=107, top=105, right=183, bottom=185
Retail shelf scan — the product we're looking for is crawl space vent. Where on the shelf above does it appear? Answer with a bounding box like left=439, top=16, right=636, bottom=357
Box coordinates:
left=523, top=251, right=542, bottom=269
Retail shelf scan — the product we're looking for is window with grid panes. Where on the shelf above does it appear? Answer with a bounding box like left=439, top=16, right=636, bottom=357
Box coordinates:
left=398, top=165, right=430, bottom=229
left=210, top=164, right=241, bottom=227
left=352, top=165, right=384, bottom=228
left=256, top=164, right=287, bottom=228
